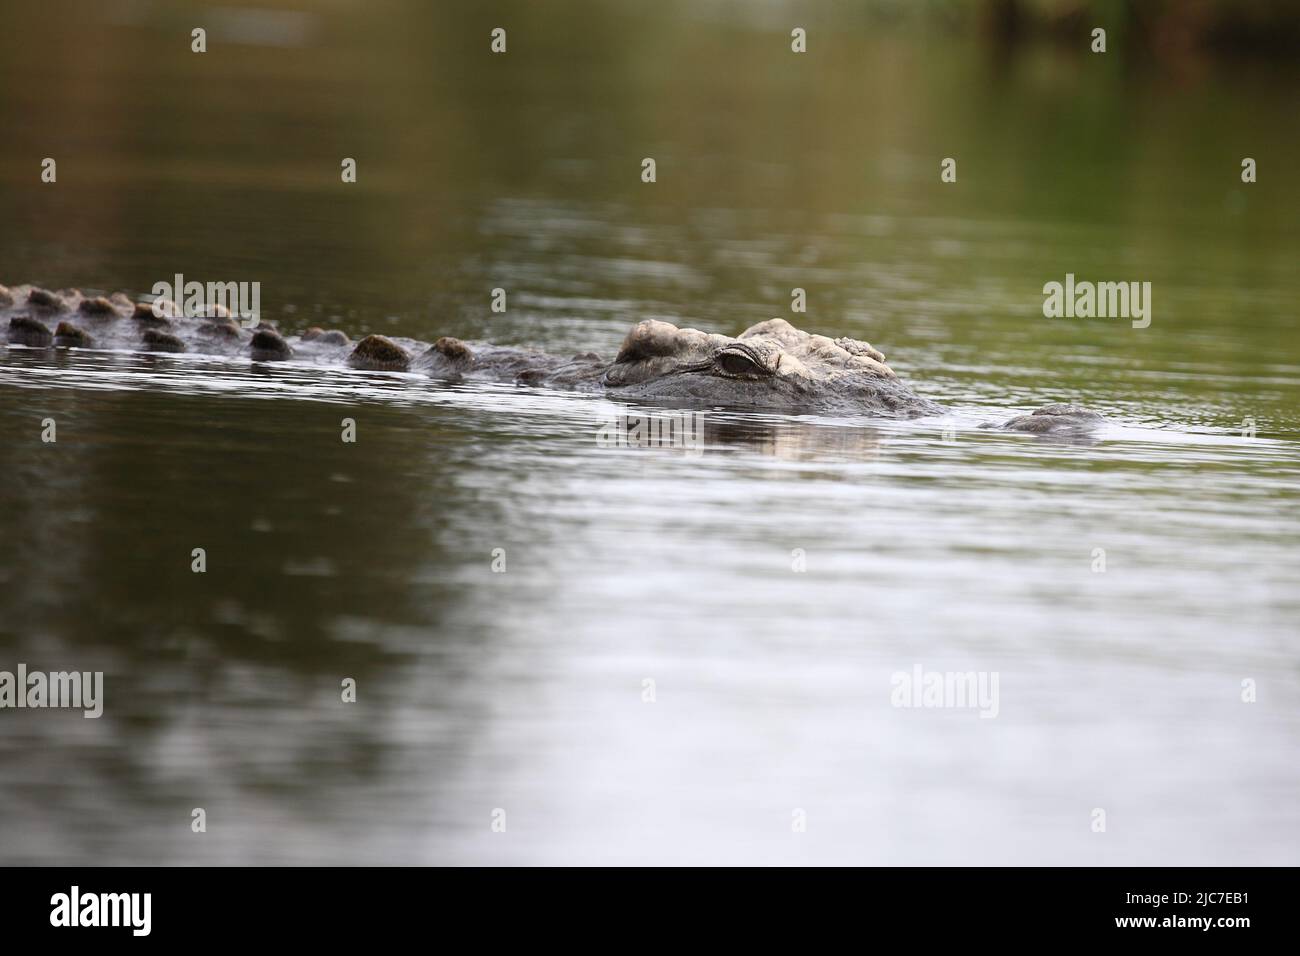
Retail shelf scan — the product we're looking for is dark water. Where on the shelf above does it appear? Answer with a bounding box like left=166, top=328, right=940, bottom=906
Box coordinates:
left=1, top=1, right=1298, bottom=864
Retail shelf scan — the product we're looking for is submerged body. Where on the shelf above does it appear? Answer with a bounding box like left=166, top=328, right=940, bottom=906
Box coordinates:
left=1, top=283, right=1102, bottom=433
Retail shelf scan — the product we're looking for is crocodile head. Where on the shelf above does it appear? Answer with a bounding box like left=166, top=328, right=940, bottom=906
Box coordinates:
left=597, top=318, right=939, bottom=415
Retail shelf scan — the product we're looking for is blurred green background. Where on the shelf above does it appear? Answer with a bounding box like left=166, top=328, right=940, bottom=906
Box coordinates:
left=2, top=1, right=1297, bottom=429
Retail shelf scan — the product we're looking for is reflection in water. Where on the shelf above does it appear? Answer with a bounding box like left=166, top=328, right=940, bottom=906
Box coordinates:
left=1, top=1, right=1299, bottom=865
left=595, top=407, right=885, bottom=462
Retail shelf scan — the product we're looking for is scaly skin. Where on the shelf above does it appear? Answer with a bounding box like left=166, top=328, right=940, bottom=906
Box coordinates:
left=1, top=283, right=1103, bottom=433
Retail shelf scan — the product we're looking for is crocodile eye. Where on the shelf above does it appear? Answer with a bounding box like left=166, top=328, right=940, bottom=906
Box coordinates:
left=716, top=348, right=769, bottom=377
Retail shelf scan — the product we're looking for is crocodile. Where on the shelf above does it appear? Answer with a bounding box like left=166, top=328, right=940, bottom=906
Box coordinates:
left=1, top=283, right=1103, bottom=434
